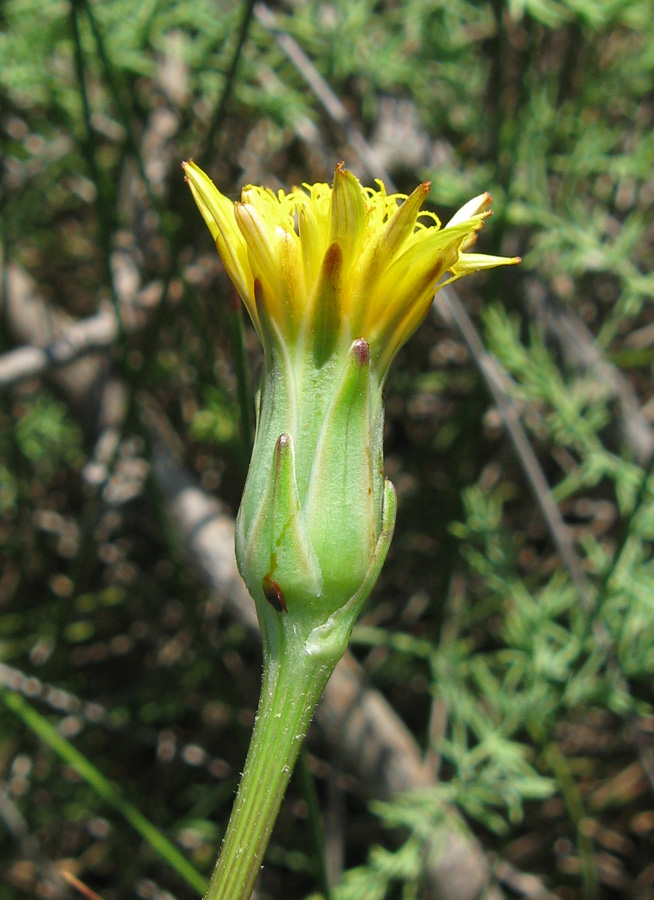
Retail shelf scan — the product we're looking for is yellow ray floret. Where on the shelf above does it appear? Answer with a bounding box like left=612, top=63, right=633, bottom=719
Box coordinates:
left=183, top=161, right=519, bottom=374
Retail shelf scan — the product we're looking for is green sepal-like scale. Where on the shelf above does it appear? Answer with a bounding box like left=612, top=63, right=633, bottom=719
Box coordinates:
left=236, top=338, right=387, bottom=631
left=239, top=430, right=322, bottom=614
left=304, top=338, right=379, bottom=607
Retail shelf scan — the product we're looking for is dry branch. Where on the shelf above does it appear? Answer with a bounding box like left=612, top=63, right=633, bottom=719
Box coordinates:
left=0, top=296, right=116, bottom=390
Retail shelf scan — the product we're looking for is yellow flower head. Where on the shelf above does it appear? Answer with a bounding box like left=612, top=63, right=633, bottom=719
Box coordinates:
left=183, top=161, right=518, bottom=375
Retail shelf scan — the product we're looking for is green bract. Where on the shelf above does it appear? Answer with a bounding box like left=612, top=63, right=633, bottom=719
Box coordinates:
left=237, top=335, right=390, bottom=629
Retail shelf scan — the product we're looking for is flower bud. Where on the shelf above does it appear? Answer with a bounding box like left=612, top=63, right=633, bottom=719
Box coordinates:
left=235, top=335, right=387, bottom=624
left=182, top=161, right=519, bottom=634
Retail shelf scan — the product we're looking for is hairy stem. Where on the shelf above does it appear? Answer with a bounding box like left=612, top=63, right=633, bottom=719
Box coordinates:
left=205, top=624, right=336, bottom=900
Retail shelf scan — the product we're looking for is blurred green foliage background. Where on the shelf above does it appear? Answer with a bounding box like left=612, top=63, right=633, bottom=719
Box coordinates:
left=1, top=1, right=654, bottom=898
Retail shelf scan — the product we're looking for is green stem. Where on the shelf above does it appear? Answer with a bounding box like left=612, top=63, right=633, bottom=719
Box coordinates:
left=205, top=626, right=336, bottom=900
left=207, top=479, right=397, bottom=899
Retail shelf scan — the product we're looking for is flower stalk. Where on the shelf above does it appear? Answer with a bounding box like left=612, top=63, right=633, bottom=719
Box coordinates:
left=205, top=481, right=396, bottom=900
left=204, top=633, right=332, bottom=900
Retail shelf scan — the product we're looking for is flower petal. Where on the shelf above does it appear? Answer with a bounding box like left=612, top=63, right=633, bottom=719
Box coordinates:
left=298, top=201, right=327, bottom=291
left=182, top=161, right=254, bottom=310
left=445, top=193, right=492, bottom=229
left=449, top=251, right=521, bottom=276
left=311, top=242, right=343, bottom=367
left=349, top=182, right=432, bottom=334
left=184, top=162, right=520, bottom=372
left=329, top=164, right=366, bottom=276
left=366, top=220, right=479, bottom=341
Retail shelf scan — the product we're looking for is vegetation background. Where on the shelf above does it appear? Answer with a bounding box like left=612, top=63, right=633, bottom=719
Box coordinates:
left=1, top=0, right=654, bottom=898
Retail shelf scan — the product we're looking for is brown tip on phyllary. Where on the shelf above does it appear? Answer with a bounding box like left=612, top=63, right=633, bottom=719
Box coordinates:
left=352, top=338, right=370, bottom=366
left=262, top=574, right=287, bottom=613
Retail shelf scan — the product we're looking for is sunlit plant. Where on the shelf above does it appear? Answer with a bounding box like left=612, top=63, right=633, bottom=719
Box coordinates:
left=183, top=160, right=518, bottom=900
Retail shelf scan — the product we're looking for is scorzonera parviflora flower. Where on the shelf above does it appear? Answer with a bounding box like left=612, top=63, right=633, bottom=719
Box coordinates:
left=183, top=161, right=518, bottom=637
left=182, top=161, right=518, bottom=900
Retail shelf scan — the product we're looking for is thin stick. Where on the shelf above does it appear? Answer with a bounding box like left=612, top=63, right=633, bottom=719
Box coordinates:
left=201, top=0, right=258, bottom=167
left=0, top=305, right=117, bottom=389
left=436, top=287, right=594, bottom=610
